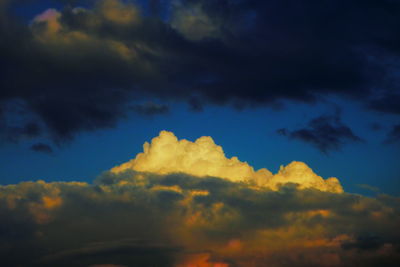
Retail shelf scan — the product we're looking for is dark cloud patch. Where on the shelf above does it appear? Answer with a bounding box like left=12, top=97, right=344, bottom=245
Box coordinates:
left=39, top=239, right=178, bottom=267
left=384, top=123, right=400, bottom=144
left=342, top=235, right=385, bottom=251
left=277, top=114, right=363, bottom=153
left=1, top=0, right=400, bottom=145
left=370, top=122, right=383, bottom=131
left=368, top=93, right=400, bottom=115
left=131, top=102, right=169, bottom=116
left=1, top=122, right=41, bottom=143
left=188, top=97, right=204, bottom=112
left=31, top=142, right=53, bottom=154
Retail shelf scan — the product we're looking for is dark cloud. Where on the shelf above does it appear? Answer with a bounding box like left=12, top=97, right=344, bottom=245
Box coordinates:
left=1, top=0, right=400, bottom=144
left=0, top=171, right=399, bottom=266
left=368, top=93, right=400, bottom=115
left=39, top=239, right=178, bottom=267
left=342, top=235, right=385, bottom=251
left=0, top=122, right=41, bottom=143
left=277, top=113, right=363, bottom=153
left=131, top=102, right=169, bottom=116
left=384, top=123, right=400, bottom=144
left=188, top=97, right=204, bottom=112
left=30, top=142, right=53, bottom=153
left=370, top=122, right=383, bottom=131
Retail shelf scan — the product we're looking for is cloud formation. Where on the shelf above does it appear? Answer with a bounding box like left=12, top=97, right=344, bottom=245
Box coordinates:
left=278, top=114, right=363, bottom=153
left=112, top=131, right=343, bottom=192
left=0, top=131, right=399, bottom=266
left=1, top=0, right=400, bottom=144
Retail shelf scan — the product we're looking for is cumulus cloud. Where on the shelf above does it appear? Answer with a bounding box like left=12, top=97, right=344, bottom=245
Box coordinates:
left=111, top=131, right=343, bottom=192
left=0, top=131, right=399, bottom=266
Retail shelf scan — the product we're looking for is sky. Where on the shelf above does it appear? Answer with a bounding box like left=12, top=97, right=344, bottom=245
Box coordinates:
left=1, top=0, right=400, bottom=266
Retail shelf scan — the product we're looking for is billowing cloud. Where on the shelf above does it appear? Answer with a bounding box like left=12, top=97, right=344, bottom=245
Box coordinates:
left=1, top=131, right=399, bottom=266
left=1, top=0, right=400, bottom=144
left=111, top=131, right=343, bottom=192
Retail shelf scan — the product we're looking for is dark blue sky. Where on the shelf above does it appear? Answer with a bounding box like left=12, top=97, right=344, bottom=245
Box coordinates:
left=1, top=0, right=400, bottom=195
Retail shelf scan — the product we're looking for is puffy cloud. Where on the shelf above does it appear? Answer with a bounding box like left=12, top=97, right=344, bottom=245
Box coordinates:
left=112, top=130, right=343, bottom=192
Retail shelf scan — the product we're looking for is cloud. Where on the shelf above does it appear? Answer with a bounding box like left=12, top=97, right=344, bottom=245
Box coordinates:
left=0, top=122, right=41, bottom=143
left=0, top=131, right=399, bottom=266
left=130, top=102, right=170, bottom=116
left=384, top=123, right=400, bottom=144
left=170, top=2, right=222, bottom=41
left=368, top=93, right=400, bottom=115
left=1, top=0, right=400, bottom=144
left=30, top=143, right=53, bottom=154
left=357, top=184, right=380, bottom=193
left=111, top=131, right=343, bottom=192
left=277, top=113, right=363, bottom=153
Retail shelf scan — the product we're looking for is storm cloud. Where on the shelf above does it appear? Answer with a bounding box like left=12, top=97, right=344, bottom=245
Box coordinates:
left=1, top=0, right=400, bottom=143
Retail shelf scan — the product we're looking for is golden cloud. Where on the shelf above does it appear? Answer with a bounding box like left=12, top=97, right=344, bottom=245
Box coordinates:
left=112, top=130, right=343, bottom=192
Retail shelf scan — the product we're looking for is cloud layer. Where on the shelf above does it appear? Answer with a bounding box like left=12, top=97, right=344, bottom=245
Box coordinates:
left=1, top=0, right=400, bottom=143
left=1, top=131, right=399, bottom=266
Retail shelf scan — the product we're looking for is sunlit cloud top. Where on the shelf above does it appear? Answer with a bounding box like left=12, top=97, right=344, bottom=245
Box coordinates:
left=112, top=130, right=343, bottom=193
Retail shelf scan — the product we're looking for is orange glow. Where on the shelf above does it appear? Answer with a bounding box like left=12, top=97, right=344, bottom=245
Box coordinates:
left=42, top=195, right=62, bottom=209
left=176, top=253, right=229, bottom=267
